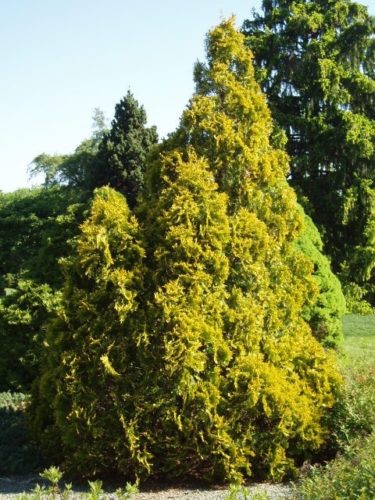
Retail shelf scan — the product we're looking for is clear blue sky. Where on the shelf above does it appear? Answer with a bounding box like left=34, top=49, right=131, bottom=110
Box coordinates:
left=1, top=0, right=374, bottom=192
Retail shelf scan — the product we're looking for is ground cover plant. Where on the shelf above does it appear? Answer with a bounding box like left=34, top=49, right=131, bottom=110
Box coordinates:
left=13, top=466, right=139, bottom=499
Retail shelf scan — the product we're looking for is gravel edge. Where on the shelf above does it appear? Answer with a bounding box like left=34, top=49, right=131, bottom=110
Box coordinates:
left=0, top=476, right=294, bottom=499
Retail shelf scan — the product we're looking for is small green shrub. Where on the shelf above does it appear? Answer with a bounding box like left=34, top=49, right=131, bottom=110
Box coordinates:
left=39, top=466, right=63, bottom=494
left=226, top=484, right=271, bottom=499
left=295, top=432, right=375, bottom=499
left=115, top=481, right=140, bottom=500
left=332, top=365, right=375, bottom=448
left=86, top=480, right=105, bottom=500
left=344, top=283, right=374, bottom=315
left=16, top=466, right=139, bottom=499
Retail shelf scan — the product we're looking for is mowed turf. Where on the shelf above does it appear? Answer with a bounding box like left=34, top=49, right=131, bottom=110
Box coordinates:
left=342, top=314, right=375, bottom=367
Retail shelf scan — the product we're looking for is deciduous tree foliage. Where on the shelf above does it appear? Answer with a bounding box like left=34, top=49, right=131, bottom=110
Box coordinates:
left=243, top=0, right=375, bottom=307
left=32, top=20, right=341, bottom=482
left=29, top=109, right=108, bottom=190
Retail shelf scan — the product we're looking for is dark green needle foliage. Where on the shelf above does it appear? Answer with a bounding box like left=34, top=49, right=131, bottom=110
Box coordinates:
left=93, top=91, right=158, bottom=207
left=243, top=0, right=375, bottom=308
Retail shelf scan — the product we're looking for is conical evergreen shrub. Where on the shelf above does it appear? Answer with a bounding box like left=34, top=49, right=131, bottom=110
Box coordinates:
left=31, top=186, right=145, bottom=473
left=140, top=18, right=341, bottom=481
left=32, top=19, right=342, bottom=483
left=296, top=209, right=346, bottom=348
left=136, top=149, right=235, bottom=478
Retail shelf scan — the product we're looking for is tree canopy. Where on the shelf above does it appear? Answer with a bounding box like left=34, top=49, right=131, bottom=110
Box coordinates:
left=243, top=0, right=375, bottom=307
left=93, top=91, right=158, bottom=207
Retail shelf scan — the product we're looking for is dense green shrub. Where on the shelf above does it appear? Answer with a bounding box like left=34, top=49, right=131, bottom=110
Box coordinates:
left=0, top=186, right=84, bottom=288
left=296, top=210, right=346, bottom=348
left=32, top=19, right=341, bottom=483
left=295, top=432, right=375, bottom=499
left=0, top=281, right=59, bottom=392
left=0, top=187, right=85, bottom=392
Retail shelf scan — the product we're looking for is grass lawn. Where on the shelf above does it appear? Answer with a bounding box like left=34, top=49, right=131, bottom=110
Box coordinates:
left=295, top=314, right=375, bottom=499
left=341, top=314, right=375, bottom=367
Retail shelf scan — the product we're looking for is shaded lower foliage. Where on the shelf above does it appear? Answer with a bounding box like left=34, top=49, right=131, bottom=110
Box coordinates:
left=0, top=281, right=59, bottom=392
left=0, top=393, right=42, bottom=475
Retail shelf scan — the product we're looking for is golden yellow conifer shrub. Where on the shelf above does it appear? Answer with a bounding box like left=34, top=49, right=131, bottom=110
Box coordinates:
left=32, top=19, right=341, bottom=483
left=31, top=187, right=146, bottom=474
left=138, top=18, right=342, bottom=481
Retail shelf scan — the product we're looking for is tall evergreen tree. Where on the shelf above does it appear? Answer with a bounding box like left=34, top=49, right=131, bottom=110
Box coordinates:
left=94, top=91, right=158, bottom=208
left=243, top=0, right=375, bottom=306
left=139, top=18, right=341, bottom=481
left=30, top=96, right=158, bottom=208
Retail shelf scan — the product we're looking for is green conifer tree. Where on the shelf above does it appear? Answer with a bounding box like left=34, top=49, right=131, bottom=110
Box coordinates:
left=243, top=0, right=375, bottom=307
left=93, top=91, right=158, bottom=208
